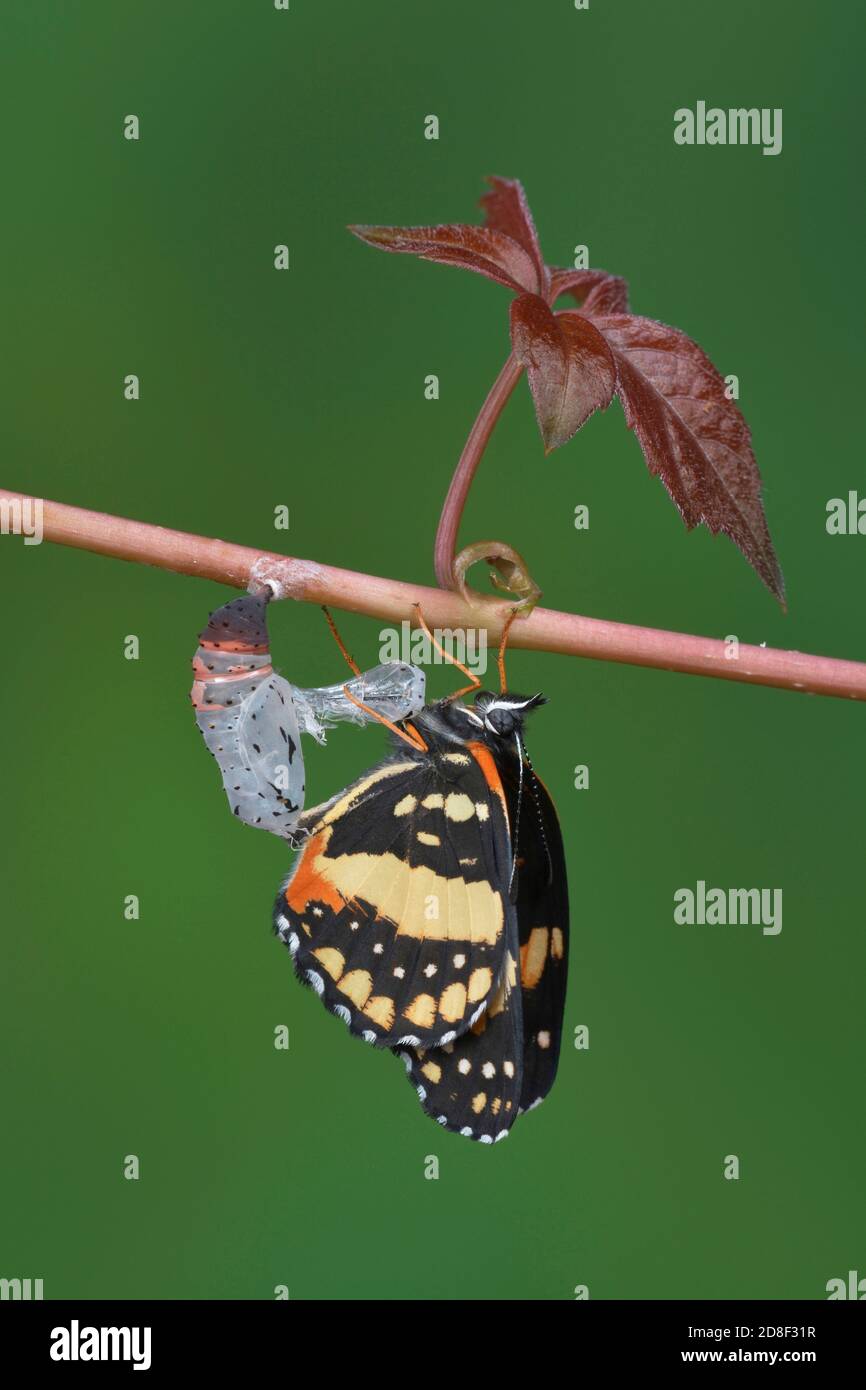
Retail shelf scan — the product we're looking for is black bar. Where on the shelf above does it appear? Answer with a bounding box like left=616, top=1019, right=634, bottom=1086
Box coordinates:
left=1, top=1299, right=862, bottom=1372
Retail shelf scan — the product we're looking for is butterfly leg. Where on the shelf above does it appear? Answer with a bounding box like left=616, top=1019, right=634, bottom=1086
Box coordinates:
left=339, top=684, right=429, bottom=752
left=411, top=603, right=483, bottom=701
left=321, top=605, right=361, bottom=676
left=310, top=606, right=426, bottom=728
left=497, top=607, right=521, bottom=693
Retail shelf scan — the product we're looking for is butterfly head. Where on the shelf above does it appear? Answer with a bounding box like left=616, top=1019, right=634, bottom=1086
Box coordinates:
left=470, top=690, right=546, bottom=739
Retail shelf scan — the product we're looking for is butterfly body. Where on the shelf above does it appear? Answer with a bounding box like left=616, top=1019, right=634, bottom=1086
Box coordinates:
left=274, top=690, right=568, bottom=1142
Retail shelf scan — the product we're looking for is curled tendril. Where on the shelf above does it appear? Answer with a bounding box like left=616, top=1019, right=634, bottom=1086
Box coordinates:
left=452, top=540, right=543, bottom=616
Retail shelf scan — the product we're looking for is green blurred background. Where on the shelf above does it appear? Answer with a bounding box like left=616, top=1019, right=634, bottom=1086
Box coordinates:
left=1, top=0, right=863, bottom=1300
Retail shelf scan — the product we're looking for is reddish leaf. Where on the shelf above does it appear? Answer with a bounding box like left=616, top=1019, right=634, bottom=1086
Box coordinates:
left=479, top=176, right=545, bottom=294
left=351, top=176, right=783, bottom=602
left=581, top=276, right=630, bottom=315
left=550, top=267, right=630, bottom=313
left=348, top=223, right=538, bottom=294
left=590, top=313, right=785, bottom=603
left=510, top=295, right=616, bottom=452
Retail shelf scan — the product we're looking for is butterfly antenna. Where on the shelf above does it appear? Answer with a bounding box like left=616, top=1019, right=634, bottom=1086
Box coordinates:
left=523, top=747, right=555, bottom=888
left=508, top=729, right=526, bottom=899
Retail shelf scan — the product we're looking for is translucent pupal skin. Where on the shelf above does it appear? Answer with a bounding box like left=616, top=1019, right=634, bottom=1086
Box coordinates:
left=191, top=593, right=425, bottom=839
left=295, top=662, right=426, bottom=738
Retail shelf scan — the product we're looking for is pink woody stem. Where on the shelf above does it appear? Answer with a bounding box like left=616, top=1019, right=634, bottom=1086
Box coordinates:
left=433, top=352, right=524, bottom=588
left=2, top=489, right=866, bottom=702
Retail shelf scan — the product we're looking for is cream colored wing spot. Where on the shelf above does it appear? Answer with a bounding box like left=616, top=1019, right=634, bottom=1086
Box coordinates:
left=491, top=1097, right=502, bottom=1115
left=318, top=761, right=418, bottom=828
left=472, top=1092, right=487, bottom=1114
left=503, top=1060, right=515, bottom=1078
left=312, top=848, right=503, bottom=944
left=487, top=954, right=517, bottom=1018
left=520, top=927, right=550, bottom=989
left=420, top=1060, right=442, bottom=1084
left=443, top=753, right=471, bottom=766
left=474, top=802, right=490, bottom=822
left=417, top=831, right=440, bottom=847
left=438, top=981, right=468, bottom=1023
left=338, top=970, right=374, bottom=1008
left=551, top=927, right=564, bottom=960
left=308, top=941, right=379, bottom=1013
left=482, top=1061, right=496, bottom=1079
left=363, top=995, right=395, bottom=1029
left=312, top=947, right=345, bottom=981
left=444, top=792, right=475, bottom=822
left=404, top=994, right=437, bottom=1029
left=457, top=1058, right=471, bottom=1075
left=394, top=794, right=418, bottom=816
left=537, top=1030, right=551, bottom=1049
left=459, top=857, right=477, bottom=867
left=453, top=953, right=466, bottom=969
left=422, top=793, right=444, bottom=810
left=467, top=966, right=492, bottom=1002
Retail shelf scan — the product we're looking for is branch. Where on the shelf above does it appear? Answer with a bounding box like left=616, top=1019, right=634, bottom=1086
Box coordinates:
left=4, top=489, right=866, bottom=701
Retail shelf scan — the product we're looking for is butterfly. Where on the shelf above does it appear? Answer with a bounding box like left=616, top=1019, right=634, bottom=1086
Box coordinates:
left=273, top=612, right=569, bottom=1142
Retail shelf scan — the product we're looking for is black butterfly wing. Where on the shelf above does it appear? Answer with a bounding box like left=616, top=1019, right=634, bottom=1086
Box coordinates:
left=398, top=751, right=568, bottom=1142
left=274, top=745, right=513, bottom=1049
left=394, top=739, right=526, bottom=1142
left=511, top=768, right=569, bottom=1114
left=395, top=947, right=524, bottom=1142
